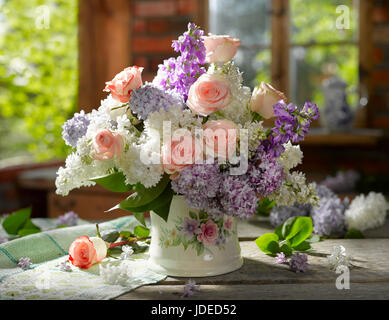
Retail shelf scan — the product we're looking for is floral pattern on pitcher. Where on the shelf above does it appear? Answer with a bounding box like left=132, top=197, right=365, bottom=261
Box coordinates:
left=159, top=211, right=234, bottom=256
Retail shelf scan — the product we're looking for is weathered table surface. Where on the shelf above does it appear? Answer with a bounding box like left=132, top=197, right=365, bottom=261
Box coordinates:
left=117, top=218, right=389, bottom=300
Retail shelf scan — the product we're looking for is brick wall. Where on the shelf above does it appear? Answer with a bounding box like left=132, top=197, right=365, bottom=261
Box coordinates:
left=131, top=0, right=199, bottom=82
left=370, top=0, right=389, bottom=127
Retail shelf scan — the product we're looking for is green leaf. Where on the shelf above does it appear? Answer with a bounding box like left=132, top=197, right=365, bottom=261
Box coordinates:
left=256, top=198, right=276, bottom=216
left=255, top=233, right=280, bottom=254
left=18, top=228, right=41, bottom=237
left=133, top=212, right=146, bottom=227
left=90, top=172, right=133, bottom=192
left=151, top=187, right=174, bottom=222
left=275, top=216, right=298, bottom=240
left=117, top=174, right=170, bottom=211
left=307, top=235, right=321, bottom=243
left=101, top=230, right=120, bottom=243
left=133, top=225, right=150, bottom=238
left=293, top=241, right=311, bottom=251
left=285, top=217, right=313, bottom=247
left=279, top=243, right=293, bottom=256
left=120, top=231, right=134, bottom=239
left=345, top=229, right=365, bottom=239
left=189, top=211, right=197, bottom=220
left=2, top=207, right=32, bottom=235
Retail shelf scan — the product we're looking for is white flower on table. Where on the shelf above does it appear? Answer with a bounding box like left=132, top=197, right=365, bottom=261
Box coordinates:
left=327, top=245, right=351, bottom=271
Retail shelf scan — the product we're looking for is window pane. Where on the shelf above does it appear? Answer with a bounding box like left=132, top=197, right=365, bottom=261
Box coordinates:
left=290, top=0, right=358, bottom=44
left=289, top=45, right=359, bottom=108
left=0, top=0, right=78, bottom=165
left=209, top=0, right=271, bottom=87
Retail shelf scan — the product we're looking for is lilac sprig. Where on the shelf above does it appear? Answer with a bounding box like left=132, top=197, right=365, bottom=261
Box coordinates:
left=182, top=279, right=200, bottom=298
left=56, top=211, right=78, bottom=227
left=62, top=110, right=90, bottom=148
left=289, top=253, right=310, bottom=273
left=18, top=257, right=32, bottom=270
left=155, top=23, right=206, bottom=100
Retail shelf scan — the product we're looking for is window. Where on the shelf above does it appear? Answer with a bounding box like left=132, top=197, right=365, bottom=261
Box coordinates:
left=209, top=0, right=360, bottom=113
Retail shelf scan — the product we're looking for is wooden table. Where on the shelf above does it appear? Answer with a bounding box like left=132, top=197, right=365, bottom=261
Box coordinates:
left=116, top=218, right=389, bottom=300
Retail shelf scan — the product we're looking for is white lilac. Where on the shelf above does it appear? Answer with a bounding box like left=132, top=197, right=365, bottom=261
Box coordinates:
left=182, top=279, right=200, bottom=298
left=327, top=245, right=351, bottom=271
left=279, top=142, right=303, bottom=171
left=18, top=257, right=32, bottom=270
left=62, top=110, right=90, bottom=148
left=99, top=261, right=133, bottom=286
left=56, top=211, right=78, bottom=227
left=130, top=83, right=184, bottom=120
left=119, top=245, right=134, bottom=260
left=345, top=192, right=388, bottom=231
left=289, top=253, right=309, bottom=273
left=59, top=260, right=72, bottom=272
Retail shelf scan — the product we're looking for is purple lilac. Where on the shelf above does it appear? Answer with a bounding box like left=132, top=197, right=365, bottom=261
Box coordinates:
left=221, top=176, right=258, bottom=219
left=310, top=195, right=348, bottom=236
left=155, top=23, right=206, bottom=100
left=276, top=252, right=287, bottom=264
left=130, top=83, right=184, bottom=120
left=182, top=279, right=200, bottom=298
left=247, top=154, right=284, bottom=196
left=181, top=217, right=201, bottom=238
left=18, top=257, right=32, bottom=270
left=289, top=253, right=309, bottom=273
left=62, top=110, right=90, bottom=148
left=269, top=203, right=310, bottom=227
left=321, top=170, right=360, bottom=194
left=0, top=237, right=7, bottom=244
left=56, top=211, right=78, bottom=227
left=60, top=260, right=72, bottom=272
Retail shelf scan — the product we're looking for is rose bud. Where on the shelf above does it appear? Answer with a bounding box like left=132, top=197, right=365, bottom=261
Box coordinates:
left=68, top=236, right=108, bottom=269
left=104, top=66, right=143, bottom=103
left=92, top=129, right=123, bottom=161
left=187, top=74, right=231, bottom=116
left=249, top=82, right=287, bottom=119
left=203, top=34, right=241, bottom=63
left=203, top=119, right=239, bottom=160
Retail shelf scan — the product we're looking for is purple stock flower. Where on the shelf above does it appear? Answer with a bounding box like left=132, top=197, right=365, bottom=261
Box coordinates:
left=56, top=211, right=78, bottom=227
left=130, top=83, right=184, bottom=120
left=18, top=257, right=32, bottom=270
left=62, top=110, right=90, bottom=148
left=181, top=217, right=201, bottom=238
left=289, top=253, right=309, bottom=273
left=155, top=23, right=206, bottom=100
left=276, top=252, right=287, bottom=264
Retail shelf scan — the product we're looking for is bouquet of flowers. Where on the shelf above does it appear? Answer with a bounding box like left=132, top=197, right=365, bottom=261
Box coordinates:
left=56, top=22, right=319, bottom=227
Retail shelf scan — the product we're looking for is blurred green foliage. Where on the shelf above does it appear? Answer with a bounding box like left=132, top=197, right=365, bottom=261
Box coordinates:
left=0, top=0, right=77, bottom=163
left=256, top=0, right=359, bottom=108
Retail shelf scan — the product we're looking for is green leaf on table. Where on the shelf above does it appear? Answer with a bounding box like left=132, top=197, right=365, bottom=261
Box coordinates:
left=275, top=216, right=297, bottom=240
left=285, top=217, right=313, bottom=247
left=2, top=207, right=35, bottom=235
left=255, top=233, right=280, bottom=255
left=18, top=228, right=41, bottom=237
left=292, top=240, right=311, bottom=252
left=345, top=229, right=365, bottom=239
left=133, top=225, right=150, bottom=238
left=279, top=243, right=293, bottom=256
left=90, top=171, right=133, bottom=192
left=101, top=230, right=120, bottom=243
left=119, top=231, right=134, bottom=239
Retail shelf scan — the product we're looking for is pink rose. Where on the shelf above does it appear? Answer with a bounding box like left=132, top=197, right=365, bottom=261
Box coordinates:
left=187, top=74, right=231, bottom=116
left=203, top=34, right=241, bottom=63
left=68, top=236, right=107, bottom=269
left=203, top=119, right=238, bottom=160
left=249, top=82, right=287, bottom=119
left=197, top=220, right=219, bottom=246
left=161, top=131, right=203, bottom=175
left=104, top=66, right=143, bottom=103
left=92, top=129, right=123, bottom=161
left=224, top=217, right=232, bottom=230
